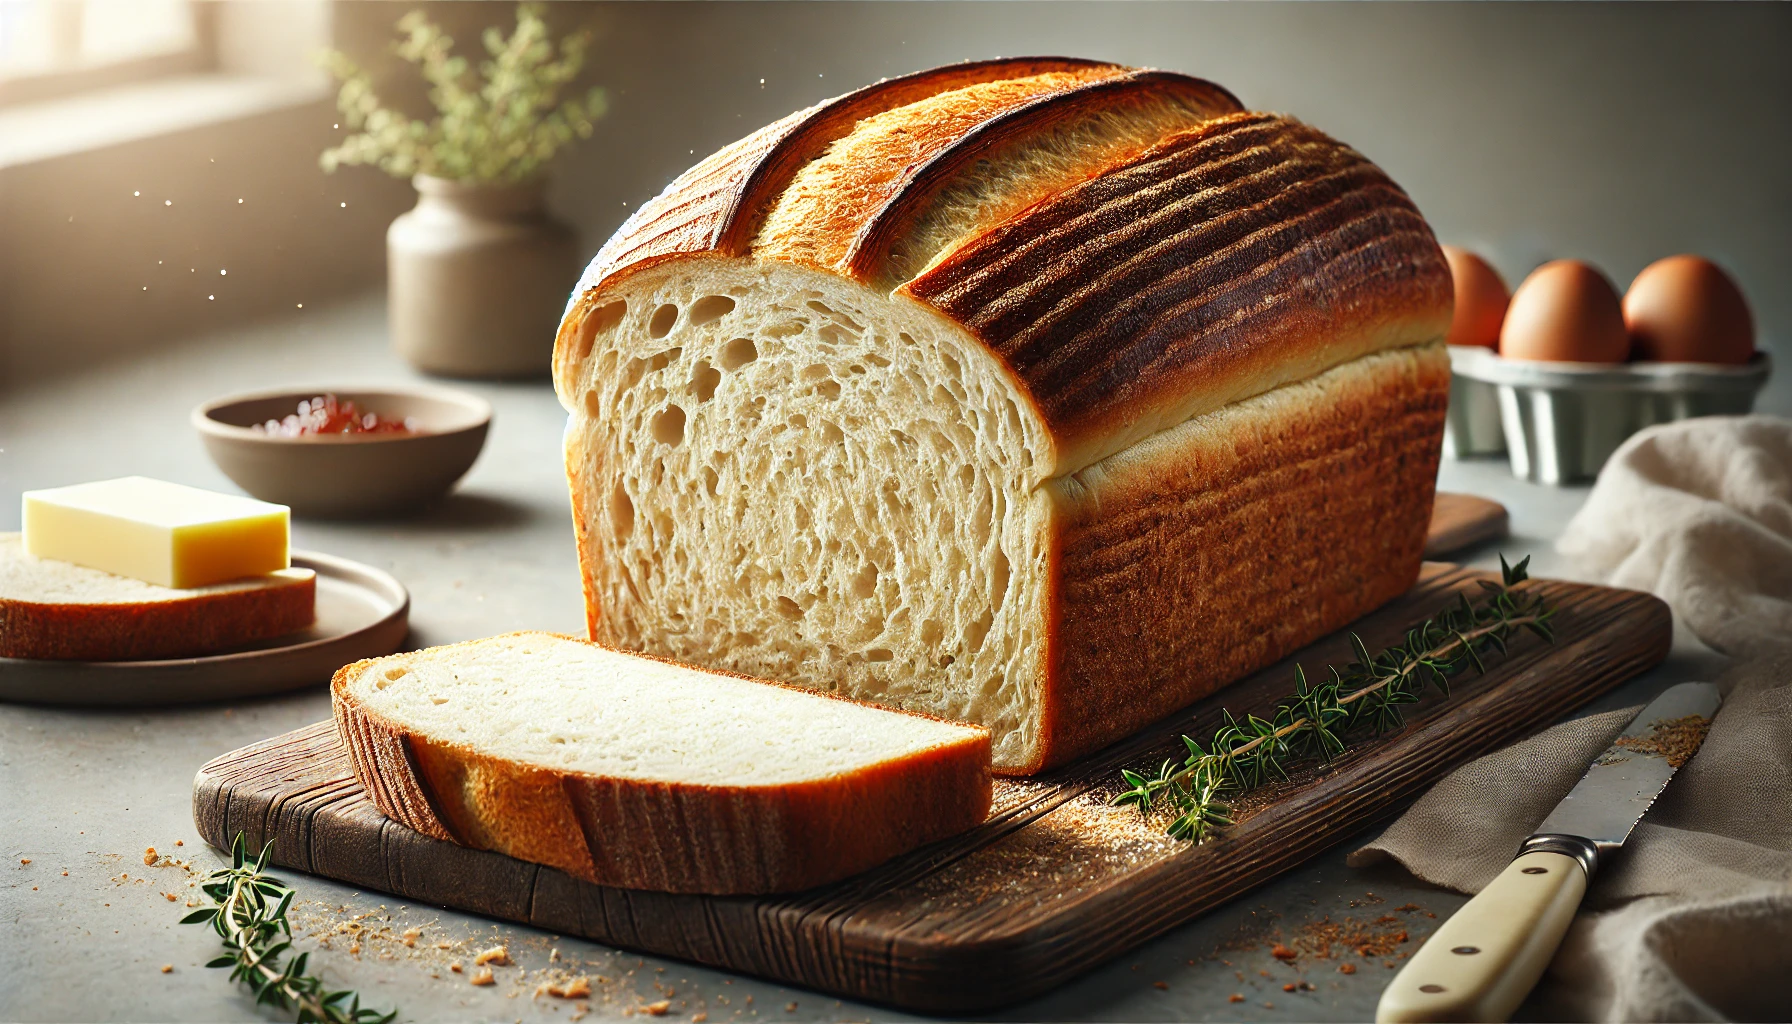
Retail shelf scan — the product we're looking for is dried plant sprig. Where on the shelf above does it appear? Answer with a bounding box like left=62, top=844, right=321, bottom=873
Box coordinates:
left=181, top=833, right=396, bottom=1024
left=1115, top=555, right=1554, bottom=842
left=320, top=3, right=608, bottom=184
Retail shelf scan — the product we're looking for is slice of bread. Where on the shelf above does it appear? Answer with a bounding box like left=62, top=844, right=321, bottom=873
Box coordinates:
left=332, top=632, right=992, bottom=895
left=0, top=533, right=315, bottom=661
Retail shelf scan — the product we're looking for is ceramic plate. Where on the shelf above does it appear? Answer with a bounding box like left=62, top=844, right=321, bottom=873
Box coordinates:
left=0, top=550, right=408, bottom=706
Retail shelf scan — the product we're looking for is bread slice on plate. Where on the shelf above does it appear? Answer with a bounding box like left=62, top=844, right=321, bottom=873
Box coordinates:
left=552, top=58, right=1452, bottom=774
left=0, top=533, right=315, bottom=661
left=332, top=632, right=992, bottom=895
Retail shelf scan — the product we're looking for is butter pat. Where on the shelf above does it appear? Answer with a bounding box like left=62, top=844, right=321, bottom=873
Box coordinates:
left=22, top=477, right=289, bottom=589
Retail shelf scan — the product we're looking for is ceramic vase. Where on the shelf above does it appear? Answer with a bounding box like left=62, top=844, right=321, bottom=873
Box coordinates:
left=387, top=175, right=579, bottom=378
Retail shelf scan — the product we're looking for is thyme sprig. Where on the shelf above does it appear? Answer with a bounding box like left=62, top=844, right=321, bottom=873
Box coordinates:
left=180, top=833, right=396, bottom=1024
left=1115, top=555, right=1554, bottom=842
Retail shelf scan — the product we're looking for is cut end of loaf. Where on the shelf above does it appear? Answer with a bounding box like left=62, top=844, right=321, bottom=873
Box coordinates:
left=331, top=632, right=992, bottom=894
left=557, top=260, right=1056, bottom=770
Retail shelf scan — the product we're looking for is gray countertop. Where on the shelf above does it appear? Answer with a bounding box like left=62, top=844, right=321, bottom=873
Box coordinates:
left=0, top=295, right=1730, bottom=1023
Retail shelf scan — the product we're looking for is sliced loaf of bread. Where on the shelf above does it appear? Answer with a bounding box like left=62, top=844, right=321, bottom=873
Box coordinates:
left=553, top=61, right=1452, bottom=774
left=0, top=533, right=315, bottom=660
left=331, top=632, right=992, bottom=894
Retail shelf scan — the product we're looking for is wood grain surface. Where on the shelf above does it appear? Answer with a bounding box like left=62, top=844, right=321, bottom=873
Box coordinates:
left=1424, top=492, right=1510, bottom=559
left=192, top=564, right=1664, bottom=1012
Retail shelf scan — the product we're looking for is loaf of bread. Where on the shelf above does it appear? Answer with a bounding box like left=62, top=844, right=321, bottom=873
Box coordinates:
left=552, top=58, right=1452, bottom=774
left=0, top=533, right=315, bottom=660
left=332, top=632, right=991, bottom=894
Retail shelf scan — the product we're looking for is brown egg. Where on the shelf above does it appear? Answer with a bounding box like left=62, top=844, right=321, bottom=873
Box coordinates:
left=1441, top=245, right=1508, bottom=349
left=1623, top=255, right=1755, bottom=364
left=1499, top=260, right=1630, bottom=363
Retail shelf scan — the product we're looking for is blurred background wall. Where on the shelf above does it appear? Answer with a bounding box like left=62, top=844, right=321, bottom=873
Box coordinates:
left=4, top=1, right=1789, bottom=411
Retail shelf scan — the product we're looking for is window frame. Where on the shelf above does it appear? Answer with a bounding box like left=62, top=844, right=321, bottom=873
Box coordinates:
left=0, top=0, right=215, bottom=107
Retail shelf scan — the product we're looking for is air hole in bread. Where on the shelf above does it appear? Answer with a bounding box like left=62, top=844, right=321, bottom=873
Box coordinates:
left=775, top=596, right=803, bottom=620
left=850, top=564, right=878, bottom=599
left=990, top=550, right=1010, bottom=613
left=701, top=465, right=719, bottom=498
left=864, top=351, right=891, bottom=368
left=805, top=299, right=859, bottom=327
left=651, top=406, right=687, bottom=446
left=610, top=483, right=635, bottom=538
left=583, top=390, right=601, bottom=417
left=688, top=295, right=735, bottom=325
left=648, top=303, right=679, bottom=339
left=964, top=608, right=992, bottom=655
left=818, top=420, right=844, bottom=444
left=648, top=348, right=681, bottom=373
left=383, top=666, right=407, bottom=681
left=577, top=301, right=628, bottom=359
left=865, top=648, right=892, bottom=663
left=719, top=337, right=758, bottom=371
left=692, top=360, right=720, bottom=402
left=816, top=379, right=842, bottom=401
left=431, top=696, right=449, bottom=705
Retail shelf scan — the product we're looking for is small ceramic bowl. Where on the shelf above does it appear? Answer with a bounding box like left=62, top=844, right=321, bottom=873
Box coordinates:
left=194, top=386, right=492, bottom=518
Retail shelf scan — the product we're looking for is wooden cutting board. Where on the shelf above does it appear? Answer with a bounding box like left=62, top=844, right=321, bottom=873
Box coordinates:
left=192, top=562, right=1665, bottom=1013
left=1424, top=492, right=1509, bottom=559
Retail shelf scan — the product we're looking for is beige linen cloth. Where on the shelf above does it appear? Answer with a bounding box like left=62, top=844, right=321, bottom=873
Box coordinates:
left=1350, top=416, right=1792, bottom=1021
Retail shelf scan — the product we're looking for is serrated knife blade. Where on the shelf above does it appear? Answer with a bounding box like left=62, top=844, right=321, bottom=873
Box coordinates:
left=1378, top=681, right=1722, bottom=1023
left=1531, top=681, right=1721, bottom=855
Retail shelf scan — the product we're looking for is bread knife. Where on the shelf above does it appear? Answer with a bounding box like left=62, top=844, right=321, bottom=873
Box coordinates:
left=1376, top=681, right=1721, bottom=1023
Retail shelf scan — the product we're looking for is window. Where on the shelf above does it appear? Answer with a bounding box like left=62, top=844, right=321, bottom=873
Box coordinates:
left=0, top=0, right=211, bottom=105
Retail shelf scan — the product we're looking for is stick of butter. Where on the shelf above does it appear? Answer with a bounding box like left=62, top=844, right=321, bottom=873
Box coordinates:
left=22, top=477, right=289, bottom=589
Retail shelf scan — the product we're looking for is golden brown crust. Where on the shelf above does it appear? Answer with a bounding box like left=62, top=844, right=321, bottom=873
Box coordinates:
left=553, top=58, right=1125, bottom=388
left=1025, top=344, right=1451, bottom=773
left=0, top=574, right=315, bottom=661
left=330, top=633, right=993, bottom=894
left=331, top=683, right=458, bottom=843
left=751, top=66, right=1182, bottom=273
left=844, top=70, right=1242, bottom=284
left=902, top=112, right=1452, bottom=473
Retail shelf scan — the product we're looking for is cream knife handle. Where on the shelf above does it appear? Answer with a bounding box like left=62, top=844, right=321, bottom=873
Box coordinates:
left=1376, top=849, right=1589, bottom=1023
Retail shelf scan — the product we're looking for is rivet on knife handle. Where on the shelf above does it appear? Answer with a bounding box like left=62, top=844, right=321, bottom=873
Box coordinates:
left=1374, top=842, right=1591, bottom=1023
